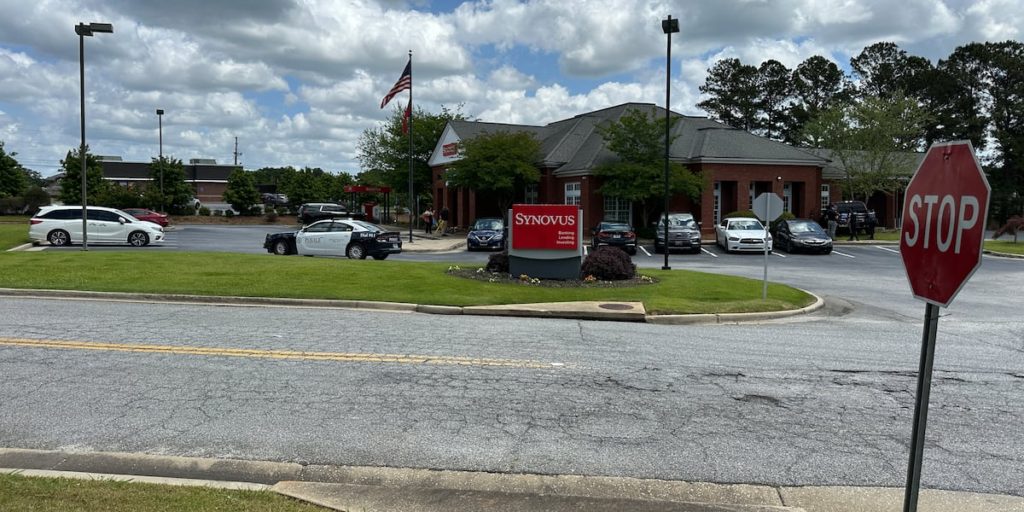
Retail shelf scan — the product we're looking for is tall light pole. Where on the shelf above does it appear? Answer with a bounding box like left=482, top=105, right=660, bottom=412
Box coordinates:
left=76, top=22, right=113, bottom=251
left=156, top=108, right=164, bottom=212
left=661, top=15, right=679, bottom=270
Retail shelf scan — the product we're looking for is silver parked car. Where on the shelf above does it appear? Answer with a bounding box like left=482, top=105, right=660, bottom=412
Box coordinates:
left=29, top=206, right=165, bottom=247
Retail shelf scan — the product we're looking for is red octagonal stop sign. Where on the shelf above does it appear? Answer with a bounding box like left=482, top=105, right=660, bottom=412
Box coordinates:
left=900, top=141, right=990, bottom=307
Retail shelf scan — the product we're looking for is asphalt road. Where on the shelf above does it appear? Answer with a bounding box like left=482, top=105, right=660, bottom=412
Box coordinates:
left=1, top=246, right=1022, bottom=496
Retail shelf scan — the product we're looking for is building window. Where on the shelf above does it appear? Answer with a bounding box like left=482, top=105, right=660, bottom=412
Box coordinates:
left=820, top=184, right=830, bottom=212
left=603, top=196, right=631, bottom=223
left=748, top=183, right=755, bottom=210
left=783, top=183, right=792, bottom=213
left=564, top=182, right=581, bottom=206
left=524, top=184, right=538, bottom=204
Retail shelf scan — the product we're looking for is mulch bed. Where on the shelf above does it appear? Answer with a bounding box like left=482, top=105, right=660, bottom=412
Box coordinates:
left=446, top=266, right=657, bottom=288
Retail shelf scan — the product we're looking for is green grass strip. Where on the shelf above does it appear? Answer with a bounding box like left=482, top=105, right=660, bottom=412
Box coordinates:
left=0, top=251, right=813, bottom=315
left=0, top=224, right=30, bottom=251
left=985, top=240, right=1024, bottom=255
left=0, top=473, right=326, bottom=512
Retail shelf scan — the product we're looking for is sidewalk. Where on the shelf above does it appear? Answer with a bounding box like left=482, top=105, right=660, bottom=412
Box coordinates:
left=2, top=448, right=1022, bottom=512
left=385, top=226, right=466, bottom=252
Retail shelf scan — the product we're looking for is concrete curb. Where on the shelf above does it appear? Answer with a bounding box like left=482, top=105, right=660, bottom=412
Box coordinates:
left=5, top=242, right=33, bottom=252
left=647, top=290, right=825, bottom=325
left=984, top=249, right=1024, bottom=259
left=3, top=448, right=1022, bottom=511
left=0, top=467, right=270, bottom=491
left=0, top=287, right=823, bottom=324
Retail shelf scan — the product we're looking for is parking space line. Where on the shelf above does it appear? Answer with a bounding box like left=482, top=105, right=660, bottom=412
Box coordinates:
left=832, top=250, right=856, bottom=258
left=701, top=247, right=718, bottom=258
left=773, top=252, right=786, bottom=258
left=876, top=245, right=899, bottom=254
left=639, top=246, right=652, bottom=257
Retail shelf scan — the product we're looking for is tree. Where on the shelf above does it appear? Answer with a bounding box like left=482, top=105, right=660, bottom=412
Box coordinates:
left=445, top=131, right=542, bottom=217
left=59, top=147, right=109, bottom=205
left=698, top=58, right=759, bottom=132
left=282, top=167, right=336, bottom=206
left=787, top=56, right=851, bottom=144
left=801, top=93, right=929, bottom=201
left=357, top=104, right=467, bottom=208
left=144, top=157, right=195, bottom=213
left=0, top=141, right=28, bottom=198
left=223, top=169, right=261, bottom=215
left=755, top=59, right=792, bottom=140
left=593, top=108, right=704, bottom=226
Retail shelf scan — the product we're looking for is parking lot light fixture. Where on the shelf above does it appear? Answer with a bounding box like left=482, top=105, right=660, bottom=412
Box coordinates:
left=661, top=14, right=679, bottom=270
left=76, top=22, right=113, bottom=251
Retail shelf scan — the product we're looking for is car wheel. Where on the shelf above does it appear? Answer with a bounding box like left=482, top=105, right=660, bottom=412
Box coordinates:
left=824, top=247, right=833, bottom=255
left=48, top=230, right=71, bottom=247
left=372, top=254, right=388, bottom=260
left=127, top=231, right=149, bottom=247
left=273, top=240, right=289, bottom=255
left=346, top=243, right=367, bottom=259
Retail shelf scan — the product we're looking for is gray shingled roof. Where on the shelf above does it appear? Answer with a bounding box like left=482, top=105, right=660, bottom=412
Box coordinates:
left=806, top=148, right=924, bottom=181
left=445, top=103, right=828, bottom=174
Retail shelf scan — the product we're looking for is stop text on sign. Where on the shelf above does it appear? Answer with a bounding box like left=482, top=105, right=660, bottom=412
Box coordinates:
left=903, top=194, right=980, bottom=254
left=511, top=204, right=579, bottom=250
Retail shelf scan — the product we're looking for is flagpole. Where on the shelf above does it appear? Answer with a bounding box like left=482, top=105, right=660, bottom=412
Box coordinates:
left=407, top=49, right=414, bottom=244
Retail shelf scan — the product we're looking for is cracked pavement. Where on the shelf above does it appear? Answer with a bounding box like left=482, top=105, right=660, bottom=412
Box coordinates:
left=0, top=250, right=1022, bottom=497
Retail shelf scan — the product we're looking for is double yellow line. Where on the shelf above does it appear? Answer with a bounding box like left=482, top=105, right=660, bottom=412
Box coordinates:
left=0, top=337, right=560, bottom=369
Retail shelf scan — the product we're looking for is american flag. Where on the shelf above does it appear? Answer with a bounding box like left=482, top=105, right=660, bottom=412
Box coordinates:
left=380, top=59, right=411, bottom=109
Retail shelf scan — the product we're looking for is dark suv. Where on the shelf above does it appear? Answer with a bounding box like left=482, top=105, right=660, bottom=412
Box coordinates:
left=654, top=212, right=702, bottom=254
left=826, top=201, right=877, bottom=235
left=298, top=203, right=361, bottom=224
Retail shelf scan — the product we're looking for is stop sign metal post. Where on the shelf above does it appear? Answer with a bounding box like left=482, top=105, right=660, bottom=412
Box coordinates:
left=899, top=141, right=990, bottom=512
left=753, top=192, right=784, bottom=299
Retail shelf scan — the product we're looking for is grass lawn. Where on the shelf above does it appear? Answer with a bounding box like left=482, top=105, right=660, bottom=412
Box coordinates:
left=0, top=251, right=813, bottom=315
left=0, top=473, right=325, bottom=512
left=0, top=224, right=30, bottom=250
left=986, top=239, right=1024, bottom=255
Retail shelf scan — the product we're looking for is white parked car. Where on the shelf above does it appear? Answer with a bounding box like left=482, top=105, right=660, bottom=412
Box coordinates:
left=715, top=217, right=772, bottom=253
left=29, top=206, right=166, bottom=247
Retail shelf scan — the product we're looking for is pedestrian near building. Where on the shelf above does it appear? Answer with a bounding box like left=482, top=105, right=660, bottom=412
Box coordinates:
left=421, top=207, right=434, bottom=234
left=435, top=206, right=450, bottom=236
left=826, top=204, right=838, bottom=239
left=848, top=212, right=860, bottom=241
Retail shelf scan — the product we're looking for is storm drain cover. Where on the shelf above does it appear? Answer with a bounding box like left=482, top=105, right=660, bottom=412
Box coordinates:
left=598, top=303, right=634, bottom=311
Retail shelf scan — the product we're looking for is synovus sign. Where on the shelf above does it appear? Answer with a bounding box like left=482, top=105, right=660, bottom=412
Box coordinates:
left=511, top=204, right=579, bottom=250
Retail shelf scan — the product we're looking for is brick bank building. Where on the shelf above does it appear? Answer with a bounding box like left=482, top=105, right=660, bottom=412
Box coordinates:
left=428, top=102, right=842, bottom=235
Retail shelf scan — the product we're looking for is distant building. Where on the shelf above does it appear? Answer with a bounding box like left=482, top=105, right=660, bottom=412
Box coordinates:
left=98, top=156, right=238, bottom=205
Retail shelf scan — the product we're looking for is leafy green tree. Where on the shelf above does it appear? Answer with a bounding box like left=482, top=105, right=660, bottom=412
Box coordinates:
left=787, top=56, right=851, bottom=144
left=141, top=157, right=195, bottom=213
left=282, top=167, right=335, bottom=206
left=223, top=169, right=261, bottom=215
left=357, top=104, right=467, bottom=208
left=755, top=59, right=792, bottom=140
left=593, top=108, right=704, bottom=226
left=252, top=166, right=298, bottom=193
left=22, top=186, right=50, bottom=212
left=445, top=130, right=542, bottom=217
left=801, top=93, right=928, bottom=201
left=698, top=58, right=759, bottom=132
left=99, top=185, right=145, bottom=210
left=59, top=147, right=109, bottom=205
left=0, top=141, right=28, bottom=198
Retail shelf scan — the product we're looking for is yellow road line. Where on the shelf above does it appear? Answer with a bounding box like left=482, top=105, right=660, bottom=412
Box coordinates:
left=0, top=337, right=559, bottom=369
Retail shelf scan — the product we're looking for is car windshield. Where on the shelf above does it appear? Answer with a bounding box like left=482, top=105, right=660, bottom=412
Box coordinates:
left=789, top=221, right=825, bottom=234
left=601, top=223, right=630, bottom=231
left=472, top=219, right=503, bottom=230
left=730, top=220, right=762, bottom=230
left=668, top=217, right=695, bottom=228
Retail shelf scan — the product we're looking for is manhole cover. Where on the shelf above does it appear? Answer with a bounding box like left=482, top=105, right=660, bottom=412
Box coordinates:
left=598, top=303, right=634, bottom=311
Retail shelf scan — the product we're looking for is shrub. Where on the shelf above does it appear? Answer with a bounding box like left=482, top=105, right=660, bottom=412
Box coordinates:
left=265, top=209, right=279, bottom=223
left=486, top=251, right=509, bottom=273
left=724, top=209, right=756, bottom=219
left=581, top=246, right=636, bottom=280
left=198, top=206, right=211, bottom=216
left=225, top=209, right=235, bottom=218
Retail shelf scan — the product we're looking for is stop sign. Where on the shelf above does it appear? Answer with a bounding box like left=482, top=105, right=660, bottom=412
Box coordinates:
left=900, top=141, right=990, bottom=307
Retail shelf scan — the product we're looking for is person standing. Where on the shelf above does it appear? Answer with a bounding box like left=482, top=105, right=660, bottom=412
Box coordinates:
left=436, top=206, right=450, bottom=235
left=826, top=204, right=838, bottom=239
left=848, top=212, right=860, bottom=241
left=421, top=207, right=434, bottom=234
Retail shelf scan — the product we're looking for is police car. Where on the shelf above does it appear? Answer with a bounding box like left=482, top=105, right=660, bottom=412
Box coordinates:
left=264, top=219, right=402, bottom=260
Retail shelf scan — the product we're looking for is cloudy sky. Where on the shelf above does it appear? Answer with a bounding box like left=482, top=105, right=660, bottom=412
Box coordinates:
left=0, top=0, right=1020, bottom=177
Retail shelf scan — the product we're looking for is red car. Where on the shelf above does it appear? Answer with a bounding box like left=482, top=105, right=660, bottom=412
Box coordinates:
left=122, top=208, right=169, bottom=227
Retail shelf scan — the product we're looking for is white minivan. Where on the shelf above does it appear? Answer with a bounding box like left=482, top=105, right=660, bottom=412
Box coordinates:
left=29, top=206, right=165, bottom=247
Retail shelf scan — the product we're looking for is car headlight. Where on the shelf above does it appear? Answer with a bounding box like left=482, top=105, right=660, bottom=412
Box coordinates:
left=493, top=233, right=504, bottom=240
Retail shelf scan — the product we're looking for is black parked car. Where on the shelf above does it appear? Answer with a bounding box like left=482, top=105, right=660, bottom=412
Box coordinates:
left=824, top=201, right=877, bottom=236
left=466, top=217, right=506, bottom=251
left=297, top=203, right=363, bottom=225
left=774, top=218, right=833, bottom=254
left=653, top=212, right=702, bottom=254
left=591, top=221, right=637, bottom=255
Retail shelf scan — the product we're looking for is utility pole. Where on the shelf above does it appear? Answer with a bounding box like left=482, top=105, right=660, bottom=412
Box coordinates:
left=233, top=137, right=242, bottom=166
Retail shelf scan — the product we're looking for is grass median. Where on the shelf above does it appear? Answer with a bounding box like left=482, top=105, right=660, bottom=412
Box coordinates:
left=0, top=251, right=813, bottom=315
left=0, top=224, right=30, bottom=250
left=0, top=473, right=326, bottom=511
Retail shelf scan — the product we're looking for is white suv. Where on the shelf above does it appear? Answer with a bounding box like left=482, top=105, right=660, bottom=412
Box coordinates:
left=29, top=206, right=165, bottom=247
